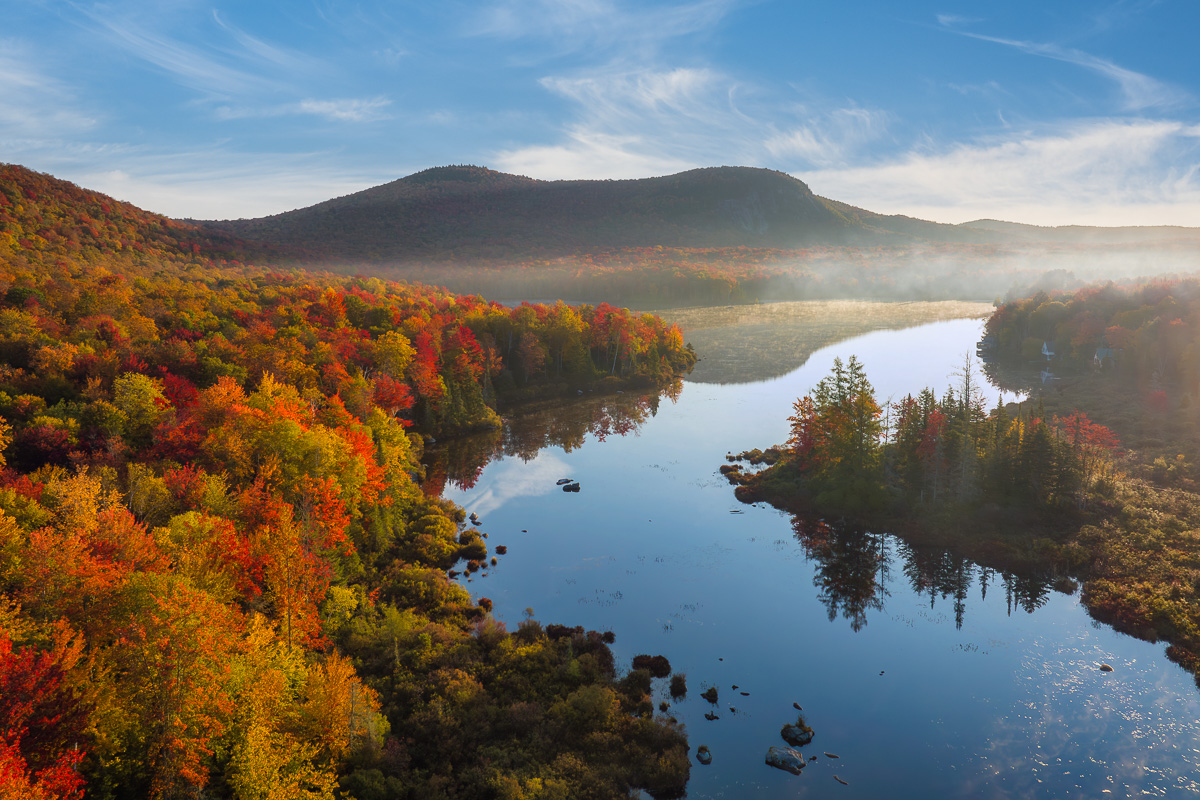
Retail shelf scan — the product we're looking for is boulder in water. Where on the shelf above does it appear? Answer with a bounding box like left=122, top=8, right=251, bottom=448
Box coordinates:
left=765, top=746, right=806, bottom=775
left=781, top=724, right=814, bottom=747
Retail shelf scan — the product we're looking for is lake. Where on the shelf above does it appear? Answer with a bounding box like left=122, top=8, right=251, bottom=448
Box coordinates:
left=435, top=304, right=1200, bottom=799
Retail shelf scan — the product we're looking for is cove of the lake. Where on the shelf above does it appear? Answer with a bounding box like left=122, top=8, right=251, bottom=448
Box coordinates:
left=435, top=306, right=1200, bottom=799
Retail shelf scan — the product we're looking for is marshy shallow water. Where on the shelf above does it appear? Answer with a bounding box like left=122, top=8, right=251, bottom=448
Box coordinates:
left=434, top=305, right=1200, bottom=798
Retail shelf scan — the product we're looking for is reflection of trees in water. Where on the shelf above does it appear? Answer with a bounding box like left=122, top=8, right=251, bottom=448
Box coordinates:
left=792, top=516, right=1053, bottom=631
left=791, top=517, right=890, bottom=632
left=422, top=382, right=681, bottom=494
left=1001, top=573, right=1051, bottom=616
left=899, top=544, right=974, bottom=629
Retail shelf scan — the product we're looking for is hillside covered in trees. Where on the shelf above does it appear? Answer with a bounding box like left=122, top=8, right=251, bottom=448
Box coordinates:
left=0, top=165, right=696, bottom=797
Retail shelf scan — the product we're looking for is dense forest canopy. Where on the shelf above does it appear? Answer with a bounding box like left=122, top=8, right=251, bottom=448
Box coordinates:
left=0, top=164, right=696, bottom=798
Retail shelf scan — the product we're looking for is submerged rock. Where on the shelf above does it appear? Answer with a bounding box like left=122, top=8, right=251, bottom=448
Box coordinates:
left=765, top=746, right=807, bottom=775
left=696, top=745, right=712, bottom=765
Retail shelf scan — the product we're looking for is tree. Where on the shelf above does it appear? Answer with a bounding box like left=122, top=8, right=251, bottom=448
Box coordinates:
left=786, top=356, right=884, bottom=508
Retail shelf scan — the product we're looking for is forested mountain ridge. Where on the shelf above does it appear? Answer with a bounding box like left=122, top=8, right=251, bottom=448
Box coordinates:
left=200, top=164, right=1200, bottom=265
left=9, top=162, right=1200, bottom=310
left=200, top=165, right=898, bottom=261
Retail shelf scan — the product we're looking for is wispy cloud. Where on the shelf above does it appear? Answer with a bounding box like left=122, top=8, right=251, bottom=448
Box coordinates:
left=298, top=98, right=392, bottom=122
left=494, top=67, right=753, bottom=178
left=935, top=14, right=983, bottom=28
left=938, top=18, right=1186, bottom=111
left=210, top=10, right=308, bottom=71
left=799, top=119, right=1200, bottom=226
left=80, top=11, right=282, bottom=98
left=0, top=43, right=97, bottom=140
left=471, top=0, right=739, bottom=59
left=495, top=130, right=697, bottom=180
left=765, top=107, right=890, bottom=168
left=445, top=451, right=570, bottom=517
left=495, top=66, right=887, bottom=178
left=215, top=97, right=392, bottom=123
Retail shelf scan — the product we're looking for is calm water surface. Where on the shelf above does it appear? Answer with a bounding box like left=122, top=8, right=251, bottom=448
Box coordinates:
left=440, top=316, right=1200, bottom=799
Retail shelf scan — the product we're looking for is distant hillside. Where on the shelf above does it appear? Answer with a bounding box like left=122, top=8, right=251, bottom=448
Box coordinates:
left=200, top=164, right=1200, bottom=265
left=199, top=165, right=914, bottom=262
left=958, top=218, right=1200, bottom=244
left=0, top=163, right=245, bottom=270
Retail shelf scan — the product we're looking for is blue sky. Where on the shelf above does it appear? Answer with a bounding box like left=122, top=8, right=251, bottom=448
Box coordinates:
left=4, top=0, right=1200, bottom=226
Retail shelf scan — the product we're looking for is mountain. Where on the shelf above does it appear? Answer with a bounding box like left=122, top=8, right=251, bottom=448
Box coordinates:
left=198, top=165, right=917, bottom=262
left=7, top=160, right=1200, bottom=282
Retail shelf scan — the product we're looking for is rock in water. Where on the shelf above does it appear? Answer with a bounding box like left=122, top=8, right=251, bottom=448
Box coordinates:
left=1099, top=663, right=1114, bottom=672
left=765, top=746, right=807, bottom=775
left=781, top=724, right=814, bottom=747
left=696, top=745, right=713, bottom=765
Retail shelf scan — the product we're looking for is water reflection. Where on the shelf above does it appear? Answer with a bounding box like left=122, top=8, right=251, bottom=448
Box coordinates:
left=655, top=300, right=993, bottom=385
left=793, top=516, right=1055, bottom=633
left=792, top=517, right=890, bottom=632
left=423, top=380, right=681, bottom=494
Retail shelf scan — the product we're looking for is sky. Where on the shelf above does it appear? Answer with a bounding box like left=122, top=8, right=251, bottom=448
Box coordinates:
left=4, top=0, right=1200, bottom=226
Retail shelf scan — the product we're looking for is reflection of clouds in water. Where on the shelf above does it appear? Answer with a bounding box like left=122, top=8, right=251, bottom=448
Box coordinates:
left=450, top=451, right=570, bottom=517
left=963, top=630, right=1200, bottom=797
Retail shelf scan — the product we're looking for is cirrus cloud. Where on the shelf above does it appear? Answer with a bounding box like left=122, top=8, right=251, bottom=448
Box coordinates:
left=800, top=119, right=1200, bottom=226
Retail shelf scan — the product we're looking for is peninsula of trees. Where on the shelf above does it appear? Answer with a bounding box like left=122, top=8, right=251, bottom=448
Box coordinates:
left=737, top=276, right=1200, bottom=679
